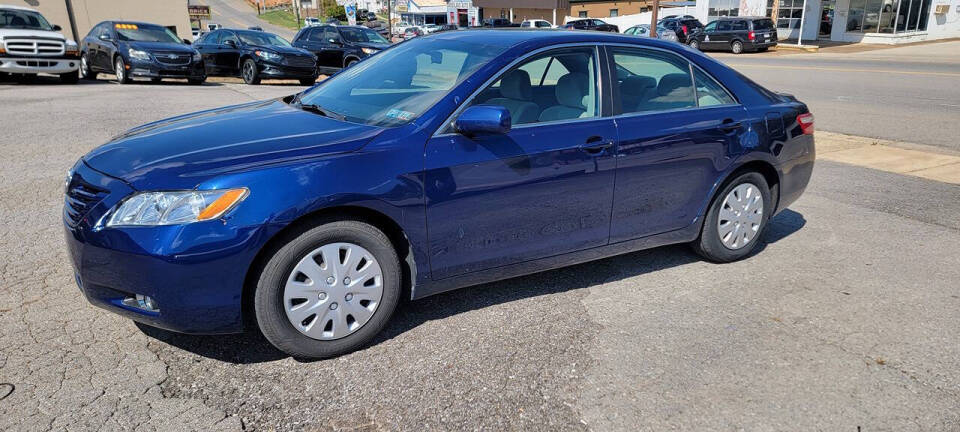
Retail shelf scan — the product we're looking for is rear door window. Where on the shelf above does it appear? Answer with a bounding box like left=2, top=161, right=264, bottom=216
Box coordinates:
left=752, top=19, right=775, bottom=30
left=612, top=48, right=696, bottom=113
left=732, top=20, right=748, bottom=31
left=717, top=21, right=732, bottom=31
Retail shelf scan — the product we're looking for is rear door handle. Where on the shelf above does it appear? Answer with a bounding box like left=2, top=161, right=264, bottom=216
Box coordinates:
left=718, top=119, right=742, bottom=132
left=580, top=136, right=614, bottom=155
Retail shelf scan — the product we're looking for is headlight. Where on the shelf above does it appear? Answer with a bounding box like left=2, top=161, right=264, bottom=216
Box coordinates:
left=361, top=47, right=377, bottom=55
left=192, top=50, right=201, bottom=62
left=255, top=50, right=282, bottom=61
left=128, top=48, right=151, bottom=61
left=65, top=40, right=79, bottom=55
left=106, top=188, right=248, bottom=227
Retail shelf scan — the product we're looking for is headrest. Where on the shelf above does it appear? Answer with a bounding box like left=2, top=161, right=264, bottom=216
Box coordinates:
left=556, top=73, right=589, bottom=109
left=658, top=73, right=693, bottom=96
left=499, top=69, right=533, bottom=101
left=621, top=76, right=656, bottom=97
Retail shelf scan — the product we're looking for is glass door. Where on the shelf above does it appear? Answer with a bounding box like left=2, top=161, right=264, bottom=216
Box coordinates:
left=819, top=0, right=835, bottom=38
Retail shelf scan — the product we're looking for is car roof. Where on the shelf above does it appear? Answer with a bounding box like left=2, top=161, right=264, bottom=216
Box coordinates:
left=0, top=4, right=38, bottom=11
left=107, top=20, right=167, bottom=27
left=426, top=28, right=682, bottom=51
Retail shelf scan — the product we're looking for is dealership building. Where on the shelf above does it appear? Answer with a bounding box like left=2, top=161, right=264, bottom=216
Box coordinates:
left=12, top=0, right=193, bottom=42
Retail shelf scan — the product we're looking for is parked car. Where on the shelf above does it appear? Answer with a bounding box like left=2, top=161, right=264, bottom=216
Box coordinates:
left=700, top=17, right=777, bottom=54
left=422, top=23, right=442, bottom=33
left=206, top=23, right=222, bottom=31
left=436, top=24, right=459, bottom=32
left=482, top=18, right=519, bottom=27
left=305, top=17, right=322, bottom=27
left=392, top=21, right=411, bottom=34
left=65, top=30, right=814, bottom=359
left=562, top=18, right=618, bottom=32
left=521, top=19, right=553, bottom=28
left=191, top=28, right=203, bottom=41
left=292, top=24, right=390, bottom=74
left=658, top=15, right=704, bottom=46
left=248, top=26, right=264, bottom=32
left=0, top=4, right=80, bottom=83
left=79, top=21, right=205, bottom=85
left=193, top=29, right=317, bottom=85
left=623, top=24, right=678, bottom=42
left=403, top=26, right=424, bottom=39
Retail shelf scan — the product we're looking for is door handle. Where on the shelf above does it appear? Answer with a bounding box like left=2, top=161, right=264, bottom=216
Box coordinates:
left=580, top=136, right=614, bottom=155
left=717, top=119, right=742, bottom=132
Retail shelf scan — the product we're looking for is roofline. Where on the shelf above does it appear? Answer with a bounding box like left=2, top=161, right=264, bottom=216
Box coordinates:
left=0, top=4, right=39, bottom=11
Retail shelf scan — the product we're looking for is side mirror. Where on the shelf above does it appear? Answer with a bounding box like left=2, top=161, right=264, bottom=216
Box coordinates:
left=53, top=24, right=62, bottom=31
left=182, top=38, right=192, bottom=45
left=455, top=105, right=511, bottom=136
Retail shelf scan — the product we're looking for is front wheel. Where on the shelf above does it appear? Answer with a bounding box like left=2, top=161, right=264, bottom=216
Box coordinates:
left=114, top=56, right=130, bottom=84
left=241, top=58, right=260, bottom=85
left=254, top=220, right=402, bottom=359
left=692, top=172, right=771, bottom=263
left=79, top=53, right=97, bottom=80
left=688, top=39, right=700, bottom=50
left=731, top=40, right=744, bottom=54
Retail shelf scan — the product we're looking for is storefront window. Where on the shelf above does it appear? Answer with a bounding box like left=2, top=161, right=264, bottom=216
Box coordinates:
left=776, top=0, right=804, bottom=28
left=848, top=0, right=930, bottom=33
left=610, top=8, right=619, bottom=16
left=707, top=0, right=740, bottom=21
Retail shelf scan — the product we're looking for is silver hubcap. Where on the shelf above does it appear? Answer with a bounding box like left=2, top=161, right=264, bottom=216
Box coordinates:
left=243, top=63, right=254, bottom=82
left=718, top=183, right=763, bottom=250
left=283, top=242, right=383, bottom=340
left=115, top=59, right=124, bottom=81
left=81, top=56, right=88, bottom=76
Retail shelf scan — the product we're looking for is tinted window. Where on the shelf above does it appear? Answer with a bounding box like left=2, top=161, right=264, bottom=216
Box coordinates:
left=704, top=21, right=717, bottom=31
left=219, top=31, right=239, bottom=45
left=537, top=21, right=551, bottom=27
left=693, top=67, right=736, bottom=106
left=0, top=8, right=54, bottom=30
left=717, top=21, right=732, bottom=31
left=298, top=38, right=507, bottom=127
left=115, top=24, right=181, bottom=43
left=612, top=48, right=695, bottom=113
left=339, top=27, right=389, bottom=43
left=323, top=26, right=340, bottom=42
left=732, top=20, right=748, bottom=30
left=752, top=18, right=774, bottom=30
left=236, top=30, right=290, bottom=46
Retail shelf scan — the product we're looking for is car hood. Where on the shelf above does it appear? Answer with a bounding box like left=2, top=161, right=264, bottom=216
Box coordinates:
left=126, top=41, right=194, bottom=53
left=248, top=44, right=312, bottom=56
left=354, top=41, right=390, bottom=50
left=83, top=99, right=383, bottom=190
left=0, top=28, right=66, bottom=40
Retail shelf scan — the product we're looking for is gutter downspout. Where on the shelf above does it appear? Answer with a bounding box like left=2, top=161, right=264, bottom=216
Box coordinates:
left=63, top=0, right=79, bottom=42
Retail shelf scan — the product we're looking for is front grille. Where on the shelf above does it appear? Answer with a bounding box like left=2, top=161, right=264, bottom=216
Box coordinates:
left=64, top=178, right=108, bottom=226
left=153, top=51, right=192, bottom=65
left=15, top=60, right=59, bottom=68
left=3, top=39, right=65, bottom=56
left=284, top=55, right=315, bottom=68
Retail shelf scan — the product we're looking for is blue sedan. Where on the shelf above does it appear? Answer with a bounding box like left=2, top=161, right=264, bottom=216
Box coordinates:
left=64, top=30, right=815, bottom=359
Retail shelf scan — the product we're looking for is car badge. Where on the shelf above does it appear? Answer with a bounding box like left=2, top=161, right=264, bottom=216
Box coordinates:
left=168, top=54, right=178, bottom=59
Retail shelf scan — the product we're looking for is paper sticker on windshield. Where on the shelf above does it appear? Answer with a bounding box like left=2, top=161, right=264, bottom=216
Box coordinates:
left=386, top=109, right=414, bottom=121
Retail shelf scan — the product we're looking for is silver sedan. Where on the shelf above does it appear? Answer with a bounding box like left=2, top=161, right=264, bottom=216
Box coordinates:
left=623, top=24, right=679, bottom=42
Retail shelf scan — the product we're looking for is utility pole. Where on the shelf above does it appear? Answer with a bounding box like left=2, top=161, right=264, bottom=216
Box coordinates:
left=294, top=0, right=302, bottom=28
left=387, top=0, right=392, bottom=38
left=649, top=0, right=659, bottom=38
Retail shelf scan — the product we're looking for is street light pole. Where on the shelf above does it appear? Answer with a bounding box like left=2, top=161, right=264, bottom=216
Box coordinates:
left=649, top=0, right=659, bottom=38
left=797, top=0, right=807, bottom=46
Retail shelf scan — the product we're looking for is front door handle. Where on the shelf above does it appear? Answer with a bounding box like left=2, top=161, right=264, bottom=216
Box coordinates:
left=718, top=119, right=743, bottom=132
left=580, top=136, right=614, bottom=155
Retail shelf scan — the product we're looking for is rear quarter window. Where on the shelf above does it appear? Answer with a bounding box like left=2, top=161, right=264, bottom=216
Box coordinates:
left=752, top=19, right=774, bottom=30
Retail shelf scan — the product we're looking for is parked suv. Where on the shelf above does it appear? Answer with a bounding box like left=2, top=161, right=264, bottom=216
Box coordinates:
left=0, top=5, right=80, bottom=83
left=700, top=17, right=777, bottom=54
left=293, top=25, right=390, bottom=74
left=80, top=21, right=205, bottom=84
left=658, top=15, right=704, bottom=46
left=562, top=19, right=618, bottom=32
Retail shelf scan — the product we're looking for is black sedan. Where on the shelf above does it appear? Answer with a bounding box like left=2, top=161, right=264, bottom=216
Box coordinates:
left=562, top=18, right=619, bottom=32
left=292, top=25, right=390, bottom=75
left=80, top=21, right=205, bottom=84
left=194, top=29, right=318, bottom=85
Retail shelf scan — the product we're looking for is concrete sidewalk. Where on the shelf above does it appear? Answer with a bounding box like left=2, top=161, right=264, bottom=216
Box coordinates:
left=817, top=132, right=960, bottom=185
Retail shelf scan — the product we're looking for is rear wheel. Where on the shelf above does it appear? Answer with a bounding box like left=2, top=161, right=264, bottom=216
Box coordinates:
left=731, top=40, right=744, bottom=54
left=114, top=56, right=130, bottom=84
left=241, top=58, right=260, bottom=85
left=254, top=219, right=401, bottom=359
left=688, top=39, right=700, bottom=50
left=692, top=172, right=771, bottom=262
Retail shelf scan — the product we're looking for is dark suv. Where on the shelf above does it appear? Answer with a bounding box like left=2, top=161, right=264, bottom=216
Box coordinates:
left=700, top=17, right=777, bottom=54
left=562, top=18, right=619, bottom=32
left=658, top=15, right=704, bottom=46
left=292, top=25, right=391, bottom=75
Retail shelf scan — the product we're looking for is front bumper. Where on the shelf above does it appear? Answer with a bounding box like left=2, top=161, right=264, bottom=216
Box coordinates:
left=0, top=56, right=79, bottom=74
left=258, top=61, right=317, bottom=79
left=128, top=58, right=205, bottom=79
left=64, top=161, right=263, bottom=334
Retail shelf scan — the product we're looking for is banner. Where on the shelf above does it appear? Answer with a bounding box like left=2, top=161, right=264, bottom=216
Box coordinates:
left=345, top=2, right=357, bottom=25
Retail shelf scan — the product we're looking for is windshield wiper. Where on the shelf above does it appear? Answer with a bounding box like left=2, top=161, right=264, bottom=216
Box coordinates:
left=295, top=103, right=346, bottom=121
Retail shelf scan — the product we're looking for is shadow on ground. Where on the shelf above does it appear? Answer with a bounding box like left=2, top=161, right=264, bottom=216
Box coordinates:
left=137, top=209, right=806, bottom=364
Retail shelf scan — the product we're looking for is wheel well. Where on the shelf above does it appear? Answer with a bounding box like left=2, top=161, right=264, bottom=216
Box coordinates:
left=241, top=205, right=415, bottom=330
left=728, top=160, right=780, bottom=210
left=343, top=56, right=360, bottom=67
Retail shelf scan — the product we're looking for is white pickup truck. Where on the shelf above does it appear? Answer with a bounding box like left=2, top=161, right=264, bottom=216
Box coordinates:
left=0, top=4, right=80, bottom=83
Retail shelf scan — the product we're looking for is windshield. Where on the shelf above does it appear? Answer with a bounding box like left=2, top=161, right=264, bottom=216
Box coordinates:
left=0, top=9, right=54, bottom=31
left=297, top=38, right=506, bottom=127
left=339, top=27, right=388, bottom=43
left=116, top=24, right=181, bottom=43
left=237, top=30, right=291, bottom=46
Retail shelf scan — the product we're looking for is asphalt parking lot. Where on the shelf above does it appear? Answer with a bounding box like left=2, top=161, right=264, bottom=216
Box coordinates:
left=1, top=75, right=959, bottom=431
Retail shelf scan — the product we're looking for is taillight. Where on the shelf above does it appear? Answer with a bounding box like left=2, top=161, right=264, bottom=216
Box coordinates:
left=797, top=113, right=814, bottom=135
left=682, top=25, right=688, bottom=34
left=748, top=31, right=755, bottom=41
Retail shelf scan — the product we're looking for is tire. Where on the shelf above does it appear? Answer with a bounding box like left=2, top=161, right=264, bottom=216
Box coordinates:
left=254, top=219, right=402, bottom=359
left=688, top=39, right=700, bottom=50
left=344, top=58, right=358, bottom=68
left=79, top=53, right=97, bottom=80
left=60, top=70, right=79, bottom=84
left=692, top=172, right=771, bottom=263
left=731, top=40, right=744, bottom=54
left=114, top=56, right=130, bottom=84
left=188, top=77, right=206, bottom=85
left=241, top=58, right=260, bottom=85
left=299, top=77, right=317, bottom=86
